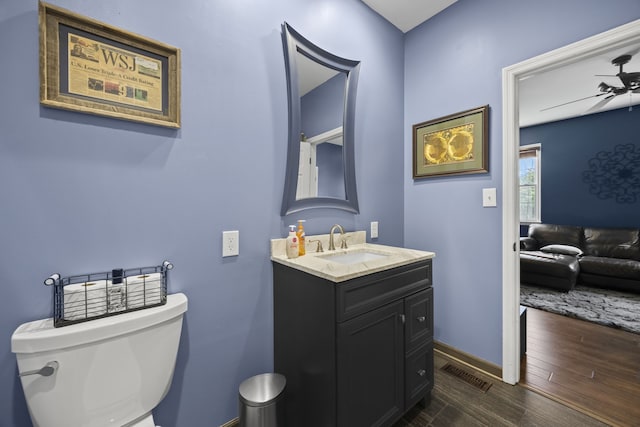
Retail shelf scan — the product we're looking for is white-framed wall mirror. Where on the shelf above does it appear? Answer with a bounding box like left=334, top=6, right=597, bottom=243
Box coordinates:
left=280, top=22, right=360, bottom=215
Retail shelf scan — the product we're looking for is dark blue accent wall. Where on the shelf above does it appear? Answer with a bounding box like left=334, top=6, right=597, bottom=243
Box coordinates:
left=521, top=106, right=640, bottom=233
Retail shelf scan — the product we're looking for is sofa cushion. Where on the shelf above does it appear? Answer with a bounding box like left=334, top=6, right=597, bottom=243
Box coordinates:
left=521, top=251, right=580, bottom=277
left=540, top=244, right=583, bottom=256
left=583, top=227, right=640, bottom=260
left=578, top=256, right=640, bottom=280
left=528, top=224, right=583, bottom=248
left=520, top=251, right=580, bottom=291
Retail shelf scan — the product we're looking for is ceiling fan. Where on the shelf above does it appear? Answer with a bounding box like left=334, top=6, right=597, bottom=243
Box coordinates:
left=542, top=53, right=640, bottom=113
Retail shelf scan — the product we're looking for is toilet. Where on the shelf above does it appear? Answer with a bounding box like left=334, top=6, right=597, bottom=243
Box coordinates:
left=11, top=292, right=188, bottom=427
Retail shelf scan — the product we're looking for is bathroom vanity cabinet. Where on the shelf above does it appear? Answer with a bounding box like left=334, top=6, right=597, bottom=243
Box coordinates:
left=273, top=259, right=433, bottom=427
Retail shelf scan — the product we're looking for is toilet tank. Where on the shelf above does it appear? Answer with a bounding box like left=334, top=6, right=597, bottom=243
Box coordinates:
left=11, top=292, right=188, bottom=427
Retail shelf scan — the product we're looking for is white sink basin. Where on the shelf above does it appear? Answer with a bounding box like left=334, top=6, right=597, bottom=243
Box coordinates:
left=319, top=250, right=390, bottom=265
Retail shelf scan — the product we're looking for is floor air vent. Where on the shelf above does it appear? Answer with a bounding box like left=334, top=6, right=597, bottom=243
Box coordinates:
left=441, top=363, right=493, bottom=392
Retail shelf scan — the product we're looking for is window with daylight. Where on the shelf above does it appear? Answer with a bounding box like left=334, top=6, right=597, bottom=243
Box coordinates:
left=519, top=144, right=541, bottom=223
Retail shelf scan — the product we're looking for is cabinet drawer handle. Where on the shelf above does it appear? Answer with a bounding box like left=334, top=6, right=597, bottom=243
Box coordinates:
left=417, top=316, right=426, bottom=323
left=417, top=369, right=426, bottom=377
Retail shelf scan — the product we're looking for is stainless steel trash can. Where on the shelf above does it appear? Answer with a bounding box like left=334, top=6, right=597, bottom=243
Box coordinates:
left=239, top=373, right=286, bottom=427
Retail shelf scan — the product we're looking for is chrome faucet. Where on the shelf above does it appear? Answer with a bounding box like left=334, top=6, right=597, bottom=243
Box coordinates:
left=308, top=239, right=324, bottom=252
left=328, top=224, right=346, bottom=250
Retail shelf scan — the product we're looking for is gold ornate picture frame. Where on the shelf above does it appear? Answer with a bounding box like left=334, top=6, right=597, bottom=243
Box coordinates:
left=39, top=2, right=181, bottom=128
left=412, top=105, right=488, bottom=178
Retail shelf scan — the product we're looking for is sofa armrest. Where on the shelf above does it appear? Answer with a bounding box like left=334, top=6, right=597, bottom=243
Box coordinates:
left=520, top=237, right=538, bottom=251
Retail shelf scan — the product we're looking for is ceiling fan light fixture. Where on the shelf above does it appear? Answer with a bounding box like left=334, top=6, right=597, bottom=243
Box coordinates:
left=612, top=54, right=632, bottom=67
left=543, top=52, right=640, bottom=114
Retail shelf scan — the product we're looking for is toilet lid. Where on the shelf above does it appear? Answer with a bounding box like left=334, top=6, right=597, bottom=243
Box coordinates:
left=11, top=293, right=187, bottom=354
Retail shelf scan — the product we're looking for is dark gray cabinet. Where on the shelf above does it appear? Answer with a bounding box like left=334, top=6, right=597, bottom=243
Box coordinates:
left=273, top=259, right=433, bottom=427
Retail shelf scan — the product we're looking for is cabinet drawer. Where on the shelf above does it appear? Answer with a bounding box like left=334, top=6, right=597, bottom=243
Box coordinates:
left=405, top=287, right=434, bottom=353
left=336, top=260, right=431, bottom=322
left=405, top=341, right=434, bottom=411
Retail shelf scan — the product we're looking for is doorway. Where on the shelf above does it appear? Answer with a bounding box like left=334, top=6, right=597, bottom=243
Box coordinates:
left=501, top=19, right=640, bottom=385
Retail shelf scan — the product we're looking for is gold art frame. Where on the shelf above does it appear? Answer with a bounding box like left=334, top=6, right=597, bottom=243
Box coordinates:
left=39, top=2, right=181, bottom=128
left=412, top=105, right=488, bottom=178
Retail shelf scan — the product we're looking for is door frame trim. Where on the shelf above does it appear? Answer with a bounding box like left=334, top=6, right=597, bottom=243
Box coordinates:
left=501, top=19, right=640, bottom=384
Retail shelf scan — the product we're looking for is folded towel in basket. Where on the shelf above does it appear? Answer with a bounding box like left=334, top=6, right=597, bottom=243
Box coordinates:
left=126, top=273, right=162, bottom=309
left=63, top=280, right=108, bottom=321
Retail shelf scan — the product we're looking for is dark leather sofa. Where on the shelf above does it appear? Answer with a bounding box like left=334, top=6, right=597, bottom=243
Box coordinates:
left=520, top=224, right=640, bottom=293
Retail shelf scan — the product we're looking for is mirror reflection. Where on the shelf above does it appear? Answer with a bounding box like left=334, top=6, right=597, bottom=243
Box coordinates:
left=280, top=23, right=360, bottom=215
left=297, top=57, right=346, bottom=200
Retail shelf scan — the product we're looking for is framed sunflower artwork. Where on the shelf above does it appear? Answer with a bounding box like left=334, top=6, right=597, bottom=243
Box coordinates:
left=412, top=105, right=488, bottom=178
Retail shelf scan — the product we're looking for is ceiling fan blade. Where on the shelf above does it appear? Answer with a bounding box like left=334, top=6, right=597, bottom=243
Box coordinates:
left=583, top=94, right=615, bottom=114
left=626, top=71, right=640, bottom=82
left=540, top=93, right=606, bottom=112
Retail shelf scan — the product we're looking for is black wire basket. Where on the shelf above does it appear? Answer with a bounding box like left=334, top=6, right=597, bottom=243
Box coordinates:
left=44, top=260, right=173, bottom=328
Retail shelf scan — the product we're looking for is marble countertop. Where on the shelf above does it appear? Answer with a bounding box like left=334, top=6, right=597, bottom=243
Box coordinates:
left=271, top=231, right=435, bottom=282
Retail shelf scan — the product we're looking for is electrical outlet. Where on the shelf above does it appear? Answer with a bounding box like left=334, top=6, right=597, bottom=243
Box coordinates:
left=370, top=221, right=379, bottom=239
left=222, top=230, right=239, bottom=257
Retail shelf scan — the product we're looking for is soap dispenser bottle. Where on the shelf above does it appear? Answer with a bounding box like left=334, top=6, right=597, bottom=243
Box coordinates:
left=286, top=225, right=299, bottom=259
left=297, top=220, right=306, bottom=256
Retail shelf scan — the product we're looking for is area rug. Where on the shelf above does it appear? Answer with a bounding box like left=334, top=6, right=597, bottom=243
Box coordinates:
left=520, top=284, right=640, bottom=335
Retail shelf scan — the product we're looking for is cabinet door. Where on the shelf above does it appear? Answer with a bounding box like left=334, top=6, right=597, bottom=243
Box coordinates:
left=337, top=300, right=404, bottom=427
left=405, top=287, right=433, bottom=353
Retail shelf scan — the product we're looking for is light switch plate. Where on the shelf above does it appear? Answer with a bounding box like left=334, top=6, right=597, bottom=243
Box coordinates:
left=482, top=188, right=497, bottom=207
left=222, top=230, right=239, bottom=257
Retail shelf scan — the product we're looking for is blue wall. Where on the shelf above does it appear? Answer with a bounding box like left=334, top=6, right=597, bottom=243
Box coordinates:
left=521, top=107, right=640, bottom=229
left=2, top=0, right=639, bottom=425
left=301, top=73, right=345, bottom=137
left=0, top=0, right=404, bottom=425
left=403, top=0, right=640, bottom=366
left=317, top=142, right=345, bottom=198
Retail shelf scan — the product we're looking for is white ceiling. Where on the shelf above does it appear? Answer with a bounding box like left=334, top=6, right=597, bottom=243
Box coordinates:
left=361, top=0, right=458, bottom=33
left=519, top=45, right=640, bottom=127
left=360, top=1, right=640, bottom=127
left=297, top=52, right=339, bottom=96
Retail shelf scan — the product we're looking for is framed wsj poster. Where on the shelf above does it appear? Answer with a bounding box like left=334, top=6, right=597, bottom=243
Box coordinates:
left=39, top=2, right=181, bottom=128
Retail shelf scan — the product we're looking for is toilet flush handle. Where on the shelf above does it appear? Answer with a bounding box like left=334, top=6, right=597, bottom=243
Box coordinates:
left=19, top=361, right=58, bottom=377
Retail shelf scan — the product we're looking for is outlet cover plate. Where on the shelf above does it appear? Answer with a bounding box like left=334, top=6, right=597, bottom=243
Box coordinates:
left=371, top=221, right=379, bottom=239
left=222, top=230, right=239, bottom=257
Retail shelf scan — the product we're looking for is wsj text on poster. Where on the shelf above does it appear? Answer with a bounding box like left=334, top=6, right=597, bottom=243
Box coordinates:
left=67, top=33, right=163, bottom=112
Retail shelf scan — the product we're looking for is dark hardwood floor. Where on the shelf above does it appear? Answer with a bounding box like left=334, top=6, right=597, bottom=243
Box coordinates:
left=520, top=307, right=640, bottom=427
left=394, top=350, right=608, bottom=427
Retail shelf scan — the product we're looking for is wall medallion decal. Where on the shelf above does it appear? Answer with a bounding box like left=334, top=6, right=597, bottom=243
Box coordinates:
left=582, top=144, right=640, bottom=203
